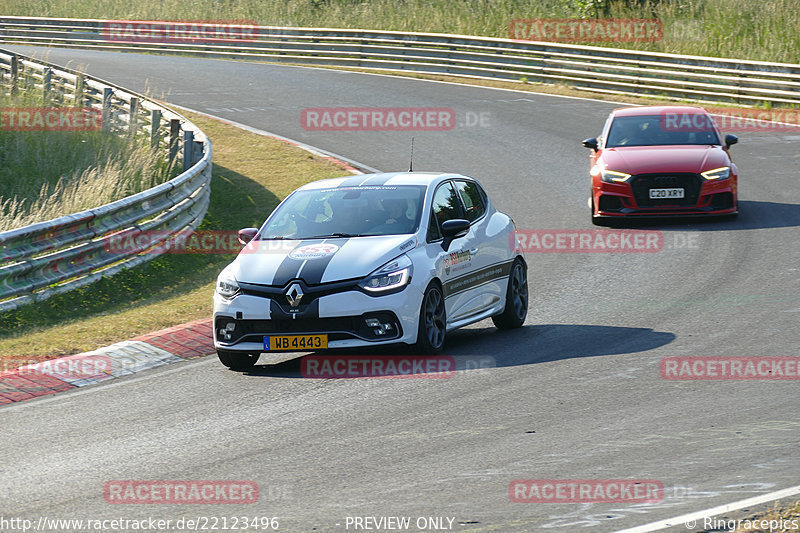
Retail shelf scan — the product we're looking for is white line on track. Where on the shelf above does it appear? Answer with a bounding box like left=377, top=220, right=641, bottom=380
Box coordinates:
left=614, top=485, right=800, bottom=532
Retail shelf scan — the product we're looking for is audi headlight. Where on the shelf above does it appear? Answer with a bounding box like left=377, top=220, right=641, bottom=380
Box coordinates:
left=600, top=169, right=632, bottom=183
left=216, top=267, right=240, bottom=298
left=701, top=167, right=730, bottom=180
left=359, top=255, right=413, bottom=293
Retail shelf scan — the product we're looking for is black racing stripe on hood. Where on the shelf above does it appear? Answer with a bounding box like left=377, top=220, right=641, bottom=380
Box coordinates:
left=296, top=237, right=349, bottom=285
left=271, top=239, right=316, bottom=287
left=360, top=173, right=395, bottom=186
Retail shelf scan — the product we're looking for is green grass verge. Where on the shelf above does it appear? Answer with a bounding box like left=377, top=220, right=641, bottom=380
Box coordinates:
left=3, top=0, right=800, bottom=64
left=0, top=111, right=353, bottom=360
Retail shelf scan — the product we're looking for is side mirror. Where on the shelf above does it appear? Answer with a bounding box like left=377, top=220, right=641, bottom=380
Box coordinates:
left=237, top=227, right=258, bottom=245
left=441, top=219, right=470, bottom=252
left=582, top=137, right=599, bottom=150
left=725, top=134, right=738, bottom=148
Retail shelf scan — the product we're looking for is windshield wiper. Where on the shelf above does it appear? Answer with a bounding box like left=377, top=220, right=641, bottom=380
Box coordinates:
left=306, top=233, right=365, bottom=238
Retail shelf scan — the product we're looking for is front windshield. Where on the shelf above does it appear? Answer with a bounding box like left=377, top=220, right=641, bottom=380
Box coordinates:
left=259, top=185, right=426, bottom=239
left=606, top=114, right=721, bottom=147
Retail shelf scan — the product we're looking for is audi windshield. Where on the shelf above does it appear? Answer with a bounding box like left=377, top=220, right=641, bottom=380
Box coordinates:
left=606, top=114, right=722, bottom=147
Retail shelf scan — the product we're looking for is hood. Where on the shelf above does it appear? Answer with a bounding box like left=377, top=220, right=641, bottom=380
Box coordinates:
left=232, top=234, right=417, bottom=286
left=601, top=145, right=730, bottom=175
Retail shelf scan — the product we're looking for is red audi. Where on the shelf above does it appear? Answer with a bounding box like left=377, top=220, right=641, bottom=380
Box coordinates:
left=583, top=105, right=738, bottom=224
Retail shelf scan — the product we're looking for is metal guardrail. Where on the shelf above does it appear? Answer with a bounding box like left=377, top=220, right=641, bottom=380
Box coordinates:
left=0, top=47, right=212, bottom=312
left=1, top=16, right=800, bottom=106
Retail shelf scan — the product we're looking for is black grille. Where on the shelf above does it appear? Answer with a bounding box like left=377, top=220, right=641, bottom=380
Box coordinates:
left=215, top=312, right=402, bottom=344
left=630, top=173, right=702, bottom=208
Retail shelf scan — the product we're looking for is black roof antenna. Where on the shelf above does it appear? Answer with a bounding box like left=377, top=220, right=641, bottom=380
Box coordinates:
left=408, top=137, right=414, bottom=172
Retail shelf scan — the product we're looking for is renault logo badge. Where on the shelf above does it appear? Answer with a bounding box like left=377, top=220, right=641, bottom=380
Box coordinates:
left=286, top=283, right=304, bottom=308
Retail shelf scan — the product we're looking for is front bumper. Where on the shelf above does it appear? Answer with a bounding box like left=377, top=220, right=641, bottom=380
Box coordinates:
left=593, top=173, right=737, bottom=218
left=213, top=283, right=424, bottom=353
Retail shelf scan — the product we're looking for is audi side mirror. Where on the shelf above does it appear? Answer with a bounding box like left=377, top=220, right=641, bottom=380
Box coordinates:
left=582, top=137, right=599, bottom=150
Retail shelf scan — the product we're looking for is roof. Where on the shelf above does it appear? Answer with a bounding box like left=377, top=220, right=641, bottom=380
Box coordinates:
left=612, top=105, right=709, bottom=117
left=298, top=172, right=468, bottom=190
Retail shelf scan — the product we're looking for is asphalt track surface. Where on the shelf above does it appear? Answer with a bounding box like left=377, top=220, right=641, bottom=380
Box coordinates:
left=2, top=46, right=800, bottom=532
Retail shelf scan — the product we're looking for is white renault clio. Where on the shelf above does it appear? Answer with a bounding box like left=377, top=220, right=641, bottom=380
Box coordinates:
left=213, top=172, right=528, bottom=370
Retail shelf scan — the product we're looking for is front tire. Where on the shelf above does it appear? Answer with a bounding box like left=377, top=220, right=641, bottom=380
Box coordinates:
left=492, top=258, right=528, bottom=329
left=415, top=283, right=447, bottom=355
left=217, top=350, right=259, bottom=371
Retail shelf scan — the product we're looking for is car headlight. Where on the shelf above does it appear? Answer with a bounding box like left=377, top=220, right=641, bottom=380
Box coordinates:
left=600, top=169, right=632, bottom=183
left=701, top=167, right=730, bottom=180
left=216, top=267, right=240, bottom=298
left=359, top=255, right=413, bottom=293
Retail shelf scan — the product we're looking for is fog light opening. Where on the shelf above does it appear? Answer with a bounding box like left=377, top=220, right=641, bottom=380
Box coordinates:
left=365, top=317, right=393, bottom=336
left=218, top=321, right=237, bottom=341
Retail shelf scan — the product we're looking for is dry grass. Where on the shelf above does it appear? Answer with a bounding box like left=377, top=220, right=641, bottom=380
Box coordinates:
left=0, top=144, right=165, bottom=231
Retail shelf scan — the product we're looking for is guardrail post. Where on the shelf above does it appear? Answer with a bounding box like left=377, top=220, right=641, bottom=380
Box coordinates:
left=194, top=140, right=204, bottom=165
left=10, top=55, right=19, bottom=94
left=169, top=118, right=181, bottom=169
left=150, top=109, right=161, bottom=148
left=735, top=75, right=743, bottom=105
left=129, top=97, right=139, bottom=138
left=183, top=130, right=194, bottom=171
left=74, top=74, right=84, bottom=105
left=42, top=67, right=52, bottom=103
left=102, top=87, right=113, bottom=131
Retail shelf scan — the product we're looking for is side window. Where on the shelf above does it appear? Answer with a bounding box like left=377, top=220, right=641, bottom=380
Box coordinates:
left=454, top=180, right=486, bottom=222
left=428, top=182, right=463, bottom=241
